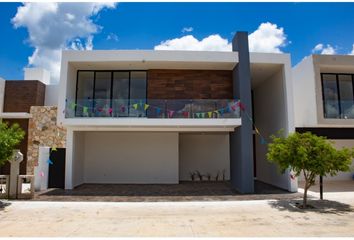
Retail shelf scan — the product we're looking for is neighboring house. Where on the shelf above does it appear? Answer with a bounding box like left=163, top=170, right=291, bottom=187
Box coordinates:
left=0, top=32, right=297, bottom=194
left=293, top=54, right=354, bottom=180
left=0, top=73, right=46, bottom=176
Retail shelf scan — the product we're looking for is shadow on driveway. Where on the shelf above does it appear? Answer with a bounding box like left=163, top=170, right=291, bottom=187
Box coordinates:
left=268, top=199, right=354, bottom=215
left=0, top=201, right=11, bottom=211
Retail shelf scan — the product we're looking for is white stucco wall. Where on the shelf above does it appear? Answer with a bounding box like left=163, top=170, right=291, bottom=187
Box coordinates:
left=292, top=56, right=318, bottom=127
left=253, top=67, right=295, bottom=191
left=72, top=131, right=85, bottom=187
left=24, top=68, right=51, bottom=85
left=179, top=133, right=230, bottom=181
left=82, top=132, right=179, bottom=184
left=34, top=147, right=50, bottom=191
left=45, top=84, right=59, bottom=106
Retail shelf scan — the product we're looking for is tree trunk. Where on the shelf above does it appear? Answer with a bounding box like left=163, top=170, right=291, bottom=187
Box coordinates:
left=303, top=183, right=308, bottom=208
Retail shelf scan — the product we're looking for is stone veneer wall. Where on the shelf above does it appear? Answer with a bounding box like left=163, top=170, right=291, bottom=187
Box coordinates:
left=27, top=106, right=66, bottom=174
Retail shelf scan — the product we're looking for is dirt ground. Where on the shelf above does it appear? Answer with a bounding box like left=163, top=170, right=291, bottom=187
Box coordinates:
left=0, top=181, right=353, bottom=237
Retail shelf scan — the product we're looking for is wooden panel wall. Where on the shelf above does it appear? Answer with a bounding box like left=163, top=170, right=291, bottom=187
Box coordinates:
left=147, top=70, right=233, bottom=99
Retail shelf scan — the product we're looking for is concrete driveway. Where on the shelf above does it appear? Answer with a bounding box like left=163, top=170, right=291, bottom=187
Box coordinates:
left=1, top=196, right=354, bottom=237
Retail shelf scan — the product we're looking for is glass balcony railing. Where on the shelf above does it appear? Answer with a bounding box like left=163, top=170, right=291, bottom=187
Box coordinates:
left=64, top=99, right=241, bottom=119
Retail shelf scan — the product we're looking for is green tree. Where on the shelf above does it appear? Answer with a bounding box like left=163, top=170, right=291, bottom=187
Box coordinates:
left=267, top=131, right=354, bottom=208
left=0, top=122, right=25, bottom=166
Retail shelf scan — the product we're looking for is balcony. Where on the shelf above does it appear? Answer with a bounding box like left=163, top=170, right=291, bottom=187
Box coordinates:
left=65, top=99, right=241, bottom=119
left=62, top=99, right=242, bottom=131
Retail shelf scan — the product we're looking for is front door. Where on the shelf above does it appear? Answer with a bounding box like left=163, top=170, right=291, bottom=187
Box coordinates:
left=48, top=148, right=66, bottom=189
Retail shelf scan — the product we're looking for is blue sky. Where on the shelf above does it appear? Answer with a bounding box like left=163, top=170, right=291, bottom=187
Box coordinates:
left=1, top=2, right=354, bottom=81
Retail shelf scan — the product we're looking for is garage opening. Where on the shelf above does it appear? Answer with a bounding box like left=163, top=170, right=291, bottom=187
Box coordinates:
left=72, top=131, right=179, bottom=187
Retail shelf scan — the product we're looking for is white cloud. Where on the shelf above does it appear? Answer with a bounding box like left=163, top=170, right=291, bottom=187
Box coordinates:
left=322, top=45, right=336, bottom=55
left=248, top=22, right=286, bottom=53
left=312, top=43, right=337, bottom=55
left=312, top=43, right=324, bottom=52
left=154, top=34, right=231, bottom=51
left=106, top=33, right=119, bottom=42
left=154, top=22, right=287, bottom=53
left=12, top=2, right=116, bottom=83
left=349, top=44, right=354, bottom=55
left=181, top=27, right=193, bottom=33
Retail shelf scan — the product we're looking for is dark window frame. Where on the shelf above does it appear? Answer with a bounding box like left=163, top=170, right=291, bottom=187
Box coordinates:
left=321, top=73, right=354, bottom=119
left=75, top=70, right=147, bottom=117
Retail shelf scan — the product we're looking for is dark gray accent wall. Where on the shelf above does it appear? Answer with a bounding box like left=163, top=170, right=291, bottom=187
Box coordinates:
left=230, top=32, right=254, bottom=193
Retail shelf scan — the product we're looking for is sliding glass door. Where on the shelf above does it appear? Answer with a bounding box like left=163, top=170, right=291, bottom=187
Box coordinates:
left=76, top=70, right=147, bottom=117
left=94, top=71, right=111, bottom=117
left=112, top=72, right=129, bottom=117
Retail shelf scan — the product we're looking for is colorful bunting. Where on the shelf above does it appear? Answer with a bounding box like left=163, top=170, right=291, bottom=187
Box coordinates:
left=207, top=112, right=212, bottom=118
left=156, top=107, right=161, bottom=115
left=47, top=159, right=53, bottom=165
left=182, top=111, right=189, bottom=118
left=70, top=102, right=76, bottom=110
left=255, top=127, right=260, bottom=135
left=120, top=105, right=126, bottom=113
left=133, top=103, right=138, bottom=110
left=237, top=101, right=246, bottom=111
left=108, top=108, right=113, bottom=114
left=83, top=106, right=88, bottom=114
left=168, top=110, right=174, bottom=118
left=51, top=147, right=57, bottom=152
left=39, top=171, right=45, bottom=177
left=236, top=101, right=269, bottom=146
left=144, top=104, right=150, bottom=110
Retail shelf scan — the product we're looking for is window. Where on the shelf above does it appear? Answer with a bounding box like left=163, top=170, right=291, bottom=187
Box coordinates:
left=321, top=73, right=354, bottom=119
left=76, top=70, right=147, bottom=117
left=338, top=75, right=354, bottom=119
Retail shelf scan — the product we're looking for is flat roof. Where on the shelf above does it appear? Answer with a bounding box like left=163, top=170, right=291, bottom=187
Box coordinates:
left=63, top=50, right=239, bottom=71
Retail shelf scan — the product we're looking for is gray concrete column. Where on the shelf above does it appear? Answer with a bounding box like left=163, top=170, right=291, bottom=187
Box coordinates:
left=230, top=32, right=254, bottom=193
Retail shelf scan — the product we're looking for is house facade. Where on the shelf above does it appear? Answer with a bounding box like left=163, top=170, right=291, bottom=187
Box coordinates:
left=0, top=32, right=300, bottom=194
left=56, top=32, right=296, bottom=193
left=293, top=54, right=354, bottom=180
